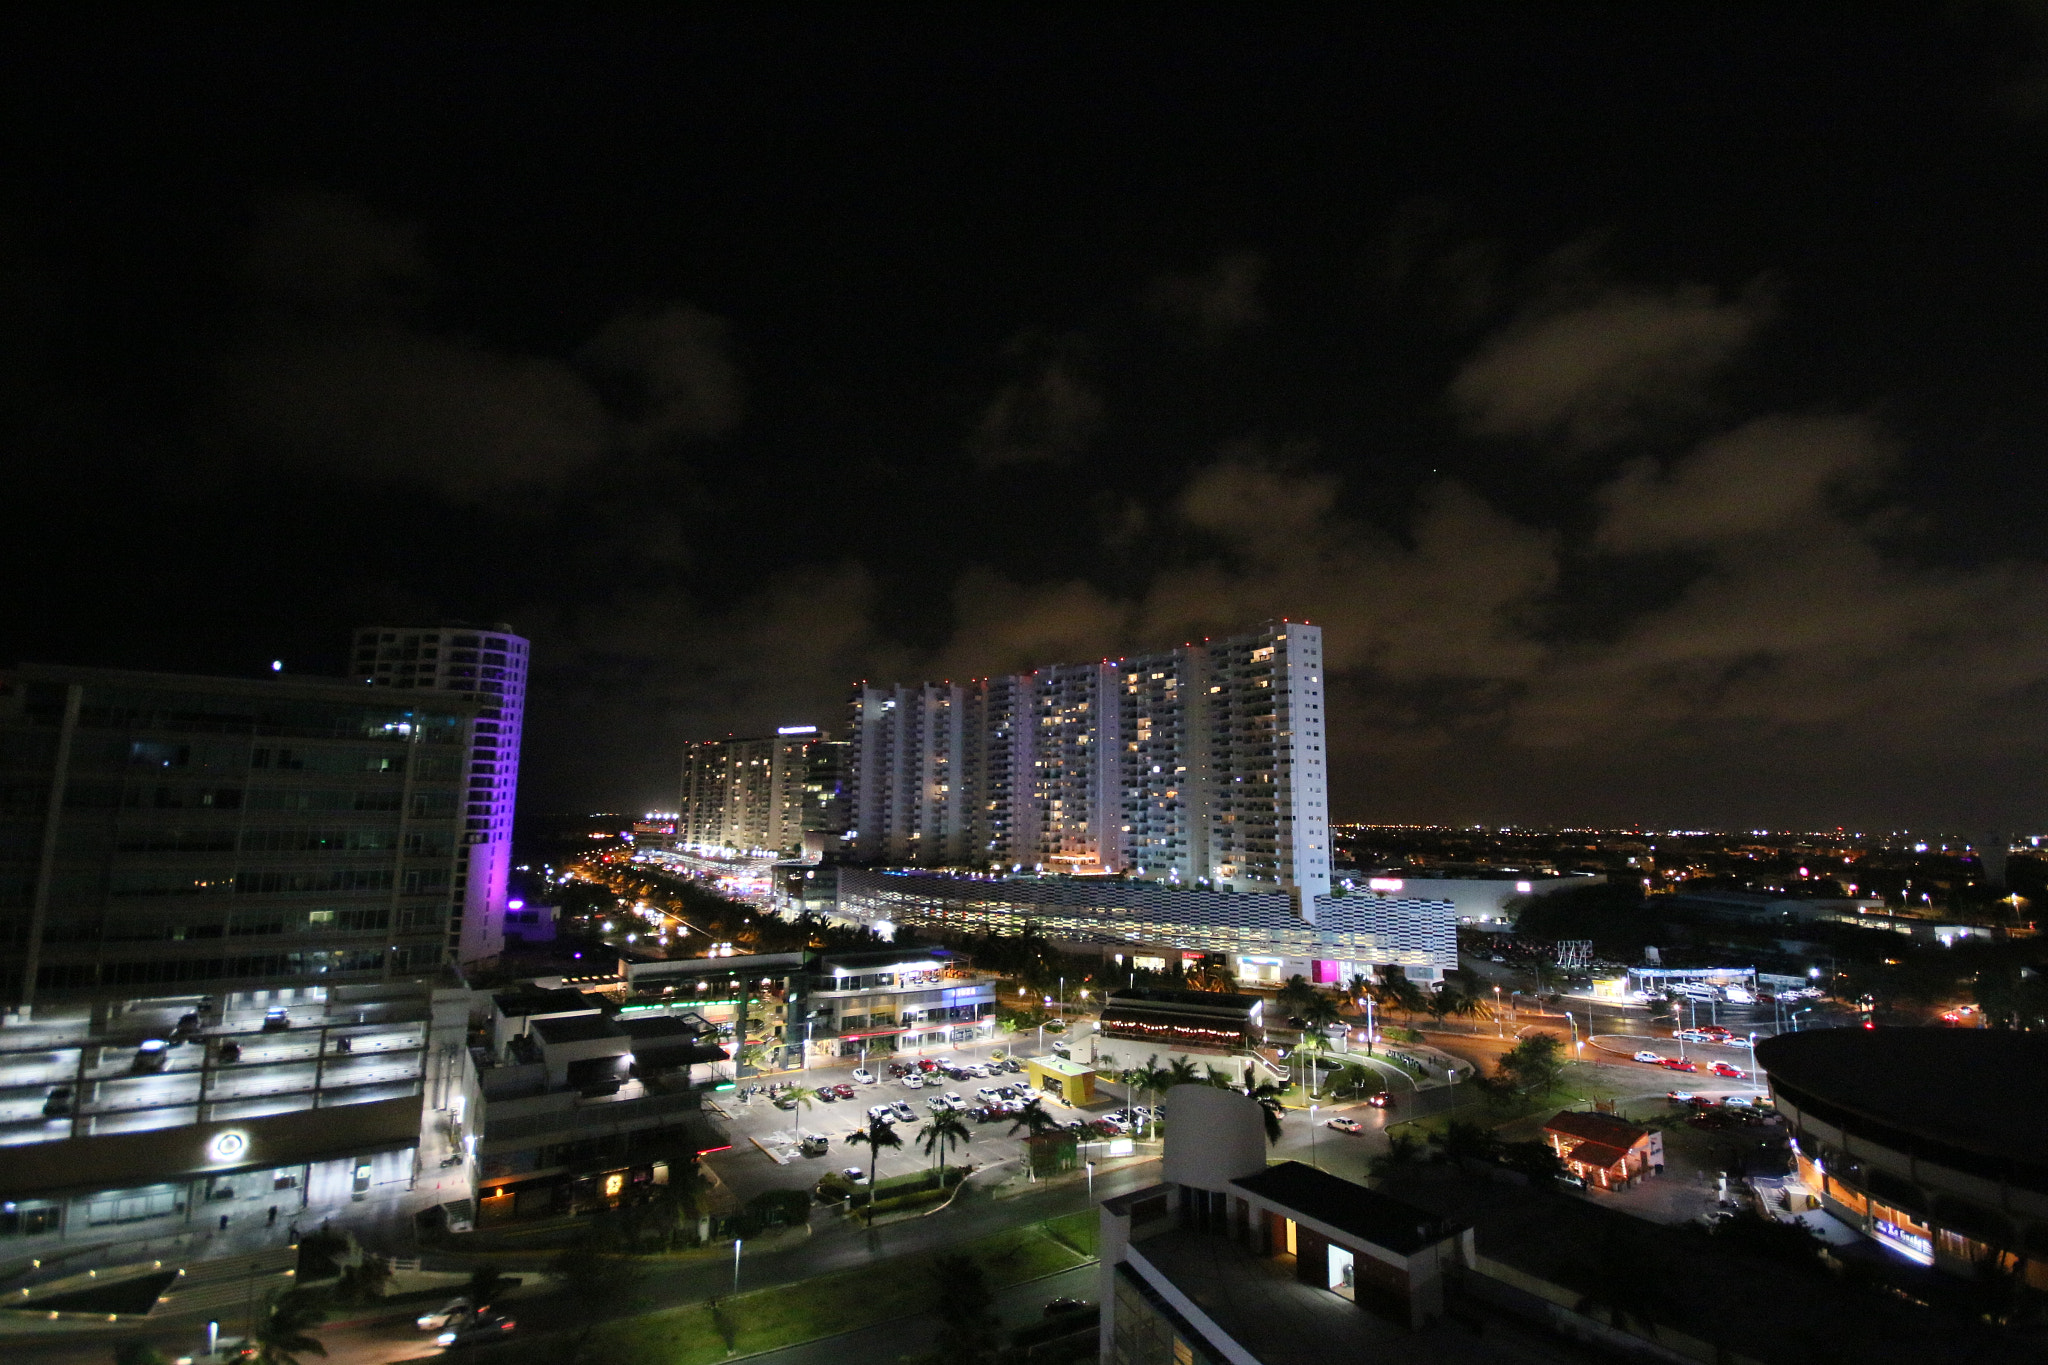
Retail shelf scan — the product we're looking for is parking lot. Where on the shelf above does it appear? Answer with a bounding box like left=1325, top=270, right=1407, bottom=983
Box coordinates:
left=705, top=1037, right=1132, bottom=1204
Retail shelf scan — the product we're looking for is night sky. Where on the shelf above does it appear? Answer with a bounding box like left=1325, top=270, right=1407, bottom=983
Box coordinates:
left=8, top=9, right=2048, bottom=831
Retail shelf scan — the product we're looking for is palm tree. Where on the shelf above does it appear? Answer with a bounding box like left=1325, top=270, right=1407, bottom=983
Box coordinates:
left=1368, top=1130, right=1426, bottom=1180
left=1127, top=1056, right=1171, bottom=1138
left=844, top=1115, right=902, bottom=1221
left=783, top=1084, right=820, bottom=1143
left=1165, top=1057, right=1202, bottom=1088
left=919, top=1108, right=971, bottom=1176
left=1345, top=973, right=1373, bottom=1014
left=1278, top=973, right=1317, bottom=1016
left=251, top=1286, right=329, bottom=1365
left=1201, top=1061, right=1239, bottom=1089
left=1300, top=992, right=1344, bottom=1037
left=1007, top=1097, right=1061, bottom=1139
left=1239, top=1079, right=1285, bottom=1144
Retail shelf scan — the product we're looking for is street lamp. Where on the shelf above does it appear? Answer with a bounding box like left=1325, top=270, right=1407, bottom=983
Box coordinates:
left=1494, top=986, right=1503, bottom=1039
left=1310, top=1103, right=1319, bottom=1169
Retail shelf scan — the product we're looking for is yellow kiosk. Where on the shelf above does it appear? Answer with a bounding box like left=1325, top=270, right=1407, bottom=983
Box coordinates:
left=1024, top=1054, right=1097, bottom=1105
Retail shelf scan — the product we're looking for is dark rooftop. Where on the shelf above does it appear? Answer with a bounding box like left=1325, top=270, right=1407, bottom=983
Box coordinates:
left=619, top=1016, right=706, bottom=1043
left=532, top=1015, right=623, bottom=1045
left=1105, top=987, right=1261, bottom=1014
left=492, top=987, right=600, bottom=1018
left=1232, top=1162, right=1460, bottom=1255
left=1756, top=1027, right=2048, bottom=1169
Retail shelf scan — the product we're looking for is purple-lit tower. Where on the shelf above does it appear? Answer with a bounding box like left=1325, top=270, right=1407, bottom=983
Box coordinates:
left=352, top=623, right=528, bottom=967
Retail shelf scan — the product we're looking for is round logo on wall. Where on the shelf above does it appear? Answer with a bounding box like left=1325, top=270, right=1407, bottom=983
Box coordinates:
left=208, top=1131, right=248, bottom=1161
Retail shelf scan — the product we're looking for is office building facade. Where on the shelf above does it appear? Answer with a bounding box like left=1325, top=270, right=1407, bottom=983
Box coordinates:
left=351, top=624, right=528, bottom=965
left=847, top=621, right=1331, bottom=903
left=0, top=664, right=478, bottom=1253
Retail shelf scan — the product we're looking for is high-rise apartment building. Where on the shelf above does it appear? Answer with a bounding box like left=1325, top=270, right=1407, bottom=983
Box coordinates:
left=677, top=728, right=848, bottom=858
left=351, top=625, right=528, bottom=965
left=0, top=665, right=477, bottom=1253
left=847, top=621, right=1331, bottom=904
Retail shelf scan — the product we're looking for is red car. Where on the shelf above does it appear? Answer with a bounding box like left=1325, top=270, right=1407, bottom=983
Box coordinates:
left=1660, top=1058, right=1698, bottom=1073
left=1709, top=1062, right=1745, bottom=1079
left=833, top=1083, right=856, bottom=1099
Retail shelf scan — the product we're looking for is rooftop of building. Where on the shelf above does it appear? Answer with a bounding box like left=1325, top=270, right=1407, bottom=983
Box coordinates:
left=1104, top=987, right=1262, bottom=1014
left=1231, top=1162, right=1460, bottom=1255
left=1542, top=1110, right=1652, bottom=1148
left=1755, top=1026, right=2048, bottom=1169
left=531, top=1015, right=623, bottom=1046
left=811, top=947, right=954, bottom=969
left=491, top=987, right=601, bottom=1019
left=4, top=661, right=480, bottom=711
left=618, top=1016, right=707, bottom=1042
left=1124, top=1227, right=1522, bottom=1365
left=1375, top=1170, right=2037, bottom=1365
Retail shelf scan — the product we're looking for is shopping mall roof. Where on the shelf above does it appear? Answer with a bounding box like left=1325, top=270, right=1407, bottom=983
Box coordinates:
left=1755, top=1027, right=2048, bottom=1168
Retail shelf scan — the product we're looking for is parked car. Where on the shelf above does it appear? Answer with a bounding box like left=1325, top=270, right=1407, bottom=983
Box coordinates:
left=891, top=1101, right=917, bottom=1123
left=815, top=1088, right=838, bottom=1103
left=42, top=1086, right=73, bottom=1117
left=901, top=1074, right=925, bottom=1089
left=261, top=1008, right=291, bottom=1032
left=1666, top=1090, right=1698, bottom=1104
left=978, top=1087, right=1004, bottom=1101
left=417, top=1298, right=473, bottom=1331
left=850, top=1068, right=877, bottom=1085
left=867, top=1104, right=896, bottom=1124
left=799, top=1134, right=829, bottom=1157
left=1660, top=1058, right=1699, bottom=1073
left=1326, top=1116, right=1364, bottom=1134
left=941, top=1091, right=966, bottom=1109
left=216, top=1039, right=241, bottom=1063
left=436, top=1311, right=516, bottom=1348
left=1709, top=1062, right=1746, bottom=1079
left=1632, top=1050, right=1665, bottom=1064
left=1050, top=1041, right=1071, bottom=1057
left=840, top=1167, right=870, bottom=1186
left=833, top=1082, right=856, bottom=1099
left=132, top=1039, right=171, bottom=1073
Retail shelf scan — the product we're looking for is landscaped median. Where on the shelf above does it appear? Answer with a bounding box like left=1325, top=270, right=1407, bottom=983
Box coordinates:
left=500, top=1211, right=1100, bottom=1365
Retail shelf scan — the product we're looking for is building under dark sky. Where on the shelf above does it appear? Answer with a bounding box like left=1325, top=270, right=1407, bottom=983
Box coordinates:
left=7, top=9, right=2048, bottom=830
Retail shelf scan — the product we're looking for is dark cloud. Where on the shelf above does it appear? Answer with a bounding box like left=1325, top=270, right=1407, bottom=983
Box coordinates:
left=967, top=337, right=1103, bottom=468
left=1450, top=282, right=1773, bottom=449
left=222, top=194, right=740, bottom=499
left=1148, top=252, right=1267, bottom=343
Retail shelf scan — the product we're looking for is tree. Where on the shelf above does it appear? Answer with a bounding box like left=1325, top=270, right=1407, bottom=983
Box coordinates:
left=1428, top=1120, right=1501, bottom=1169
left=549, top=1235, right=645, bottom=1360
left=1126, top=1056, right=1171, bottom=1137
left=845, top=1115, right=903, bottom=1219
left=1372, top=966, right=1427, bottom=1023
left=1497, top=1139, right=1567, bottom=1183
left=1007, top=1097, right=1061, bottom=1139
left=1300, top=992, right=1344, bottom=1033
left=1201, top=1061, right=1239, bottom=1089
left=784, top=1084, right=821, bottom=1142
left=1165, top=1057, right=1202, bottom=1088
left=464, top=1264, right=511, bottom=1311
left=1239, top=1079, right=1285, bottom=1144
left=1278, top=974, right=1317, bottom=1016
left=919, top=1109, right=972, bottom=1175
left=251, top=1287, right=330, bottom=1365
left=1496, top=1033, right=1566, bottom=1096
left=926, top=1253, right=999, bottom=1362
left=1369, top=1131, right=1426, bottom=1180
left=1571, top=1233, right=1676, bottom=1343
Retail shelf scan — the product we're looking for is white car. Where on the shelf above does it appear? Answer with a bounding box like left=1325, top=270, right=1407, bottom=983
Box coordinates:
left=1634, top=1050, right=1665, bottom=1064
left=416, top=1298, right=472, bottom=1331
left=901, top=1074, right=925, bottom=1089
left=850, top=1068, right=876, bottom=1085
left=941, top=1091, right=965, bottom=1109
left=867, top=1104, right=895, bottom=1123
